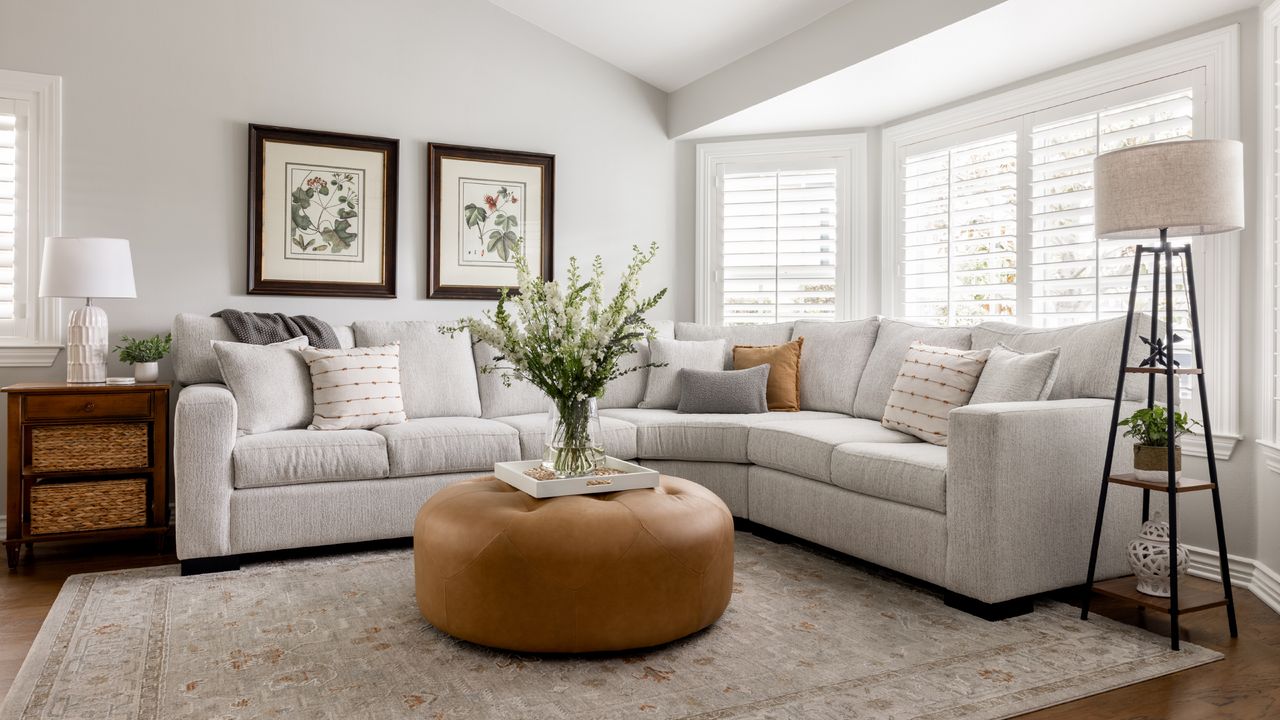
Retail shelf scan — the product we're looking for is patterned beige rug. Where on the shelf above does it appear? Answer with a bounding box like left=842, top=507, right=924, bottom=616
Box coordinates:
left=1, top=533, right=1216, bottom=720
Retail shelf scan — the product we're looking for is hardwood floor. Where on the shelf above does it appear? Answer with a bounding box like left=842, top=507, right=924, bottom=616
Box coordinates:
left=1, top=538, right=1277, bottom=718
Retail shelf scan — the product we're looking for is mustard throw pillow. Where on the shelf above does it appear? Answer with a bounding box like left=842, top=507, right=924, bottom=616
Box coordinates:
left=733, top=338, right=804, bottom=412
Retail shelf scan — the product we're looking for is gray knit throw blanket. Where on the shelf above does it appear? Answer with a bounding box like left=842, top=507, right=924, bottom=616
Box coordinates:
left=212, top=310, right=340, bottom=349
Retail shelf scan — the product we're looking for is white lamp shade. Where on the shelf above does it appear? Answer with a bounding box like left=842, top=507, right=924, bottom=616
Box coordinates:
left=1093, top=139, right=1244, bottom=240
left=38, top=236, right=137, bottom=299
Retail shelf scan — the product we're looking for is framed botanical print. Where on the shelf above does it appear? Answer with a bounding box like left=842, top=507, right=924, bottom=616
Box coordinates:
left=427, top=143, right=554, bottom=299
left=248, top=124, right=398, bottom=297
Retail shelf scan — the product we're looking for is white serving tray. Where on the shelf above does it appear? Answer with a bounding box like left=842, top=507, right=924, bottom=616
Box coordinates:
left=495, top=457, right=659, bottom=498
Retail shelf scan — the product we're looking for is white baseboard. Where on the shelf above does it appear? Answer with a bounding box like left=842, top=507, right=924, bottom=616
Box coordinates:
left=1186, top=543, right=1280, bottom=616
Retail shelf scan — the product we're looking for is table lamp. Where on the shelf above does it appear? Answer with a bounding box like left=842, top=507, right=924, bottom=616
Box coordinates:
left=1080, top=139, right=1243, bottom=650
left=38, top=236, right=137, bottom=383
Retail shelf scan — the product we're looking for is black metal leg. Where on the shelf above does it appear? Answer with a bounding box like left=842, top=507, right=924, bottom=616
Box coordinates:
left=1180, top=246, right=1239, bottom=638
left=1162, top=238, right=1180, bottom=651
left=1082, top=245, right=1145, bottom=621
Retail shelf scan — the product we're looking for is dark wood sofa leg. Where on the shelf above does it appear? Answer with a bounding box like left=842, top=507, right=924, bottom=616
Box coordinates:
left=180, top=555, right=242, bottom=576
left=944, top=591, right=1034, bottom=621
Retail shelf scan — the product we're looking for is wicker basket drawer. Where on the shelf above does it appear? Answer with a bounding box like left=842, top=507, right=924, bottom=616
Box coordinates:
left=29, top=477, right=148, bottom=535
left=29, top=423, right=150, bottom=473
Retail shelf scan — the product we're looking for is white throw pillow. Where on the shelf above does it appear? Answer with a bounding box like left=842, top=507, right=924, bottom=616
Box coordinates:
left=969, top=343, right=1061, bottom=405
left=881, top=342, right=991, bottom=446
left=638, top=338, right=726, bottom=409
left=213, top=337, right=311, bottom=435
left=301, top=344, right=408, bottom=430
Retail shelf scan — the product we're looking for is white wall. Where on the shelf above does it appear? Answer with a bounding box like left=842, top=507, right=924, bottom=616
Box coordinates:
left=0, top=0, right=679, bottom=509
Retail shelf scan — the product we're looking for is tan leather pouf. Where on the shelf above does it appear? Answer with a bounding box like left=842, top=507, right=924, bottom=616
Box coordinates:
left=413, top=475, right=734, bottom=653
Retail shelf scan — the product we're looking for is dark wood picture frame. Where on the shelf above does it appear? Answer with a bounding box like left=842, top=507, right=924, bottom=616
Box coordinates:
left=248, top=124, right=398, bottom=297
left=427, top=143, right=554, bottom=299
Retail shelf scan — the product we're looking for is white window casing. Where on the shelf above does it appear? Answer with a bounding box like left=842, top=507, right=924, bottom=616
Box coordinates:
left=882, top=26, right=1239, bottom=460
left=696, top=134, right=868, bottom=325
left=0, top=69, right=61, bottom=367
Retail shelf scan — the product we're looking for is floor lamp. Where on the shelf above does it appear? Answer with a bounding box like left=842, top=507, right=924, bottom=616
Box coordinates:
left=1080, top=139, right=1244, bottom=651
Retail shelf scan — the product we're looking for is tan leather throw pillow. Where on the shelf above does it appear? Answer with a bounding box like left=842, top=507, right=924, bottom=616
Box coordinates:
left=733, top=338, right=804, bottom=412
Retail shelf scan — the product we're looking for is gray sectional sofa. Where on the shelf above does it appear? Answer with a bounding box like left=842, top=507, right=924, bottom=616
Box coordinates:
left=171, top=313, right=1143, bottom=616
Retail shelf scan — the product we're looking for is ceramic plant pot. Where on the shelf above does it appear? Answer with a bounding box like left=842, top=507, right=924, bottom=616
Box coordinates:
left=133, top=361, right=160, bottom=383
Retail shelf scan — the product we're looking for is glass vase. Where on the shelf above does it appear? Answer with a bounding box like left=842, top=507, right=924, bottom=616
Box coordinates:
left=543, top=398, right=605, bottom=477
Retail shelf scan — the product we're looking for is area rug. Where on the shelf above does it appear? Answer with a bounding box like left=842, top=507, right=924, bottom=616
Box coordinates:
left=0, top=533, right=1217, bottom=720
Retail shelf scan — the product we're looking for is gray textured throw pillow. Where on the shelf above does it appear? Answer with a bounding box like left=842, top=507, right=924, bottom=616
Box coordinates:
left=676, top=365, right=770, bottom=414
left=639, top=337, right=726, bottom=409
left=212, top=337, right=312, bottom=435
left=969, top=343, right=1062, bottom=405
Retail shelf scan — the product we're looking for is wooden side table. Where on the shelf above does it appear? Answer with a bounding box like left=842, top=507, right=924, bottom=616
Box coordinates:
left=4, top=382, right=170, bottom=569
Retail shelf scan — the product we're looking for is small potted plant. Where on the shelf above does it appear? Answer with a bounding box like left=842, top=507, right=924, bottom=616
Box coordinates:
left=114, top=333, right=172, bottom=383
left=1119, top=405, right=1200, bottom=482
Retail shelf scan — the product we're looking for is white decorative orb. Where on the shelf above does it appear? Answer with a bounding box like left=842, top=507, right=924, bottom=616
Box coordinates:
left=1126, top=515, right=1189, bottom=597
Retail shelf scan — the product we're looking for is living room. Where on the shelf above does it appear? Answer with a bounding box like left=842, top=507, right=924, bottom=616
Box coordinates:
left=0, top=0, right=1277, bottom=717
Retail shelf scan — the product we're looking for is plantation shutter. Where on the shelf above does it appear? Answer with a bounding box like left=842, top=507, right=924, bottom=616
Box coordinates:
left=900, top=132, right=1018, bottom=326
left=1029, top=88, right=1195, bottom=328
left=719, top=167, right=838, bottom=325
left=0, top=101, right=17, bottom=328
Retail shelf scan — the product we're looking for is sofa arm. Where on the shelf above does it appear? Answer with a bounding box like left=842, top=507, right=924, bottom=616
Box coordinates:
left=174, top=384, right=238, bottom=560
left=945, top=399, right=1141, bottom=604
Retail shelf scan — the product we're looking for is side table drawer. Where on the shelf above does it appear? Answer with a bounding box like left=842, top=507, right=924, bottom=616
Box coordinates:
left=29, top=477, right=149, bottom=535
left=29, top=423, right=150, bottom=473
left=25, top=392, right=152, bottom=421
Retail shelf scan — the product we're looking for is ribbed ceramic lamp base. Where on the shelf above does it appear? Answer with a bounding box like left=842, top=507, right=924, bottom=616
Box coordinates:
left=66, top=303, right=109, bottom=384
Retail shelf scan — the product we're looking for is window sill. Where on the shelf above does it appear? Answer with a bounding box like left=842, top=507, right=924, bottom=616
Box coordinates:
left=1181, top=432, right=1240, bottom=462
left=0, top=343, right=62, bottom=367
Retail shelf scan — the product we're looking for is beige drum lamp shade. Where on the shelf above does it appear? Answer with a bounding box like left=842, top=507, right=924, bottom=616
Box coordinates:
left=1093, top=139, right=1244, bottom=239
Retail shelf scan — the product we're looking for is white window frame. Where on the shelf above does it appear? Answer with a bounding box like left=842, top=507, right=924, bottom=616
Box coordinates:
left=882, top=26, right=1240, bottom=460
left=695, top=134, right=868, bottom=324
left=1260, top=2, right=1280, bottom=470
left=0, top=69, right=62, bottom=367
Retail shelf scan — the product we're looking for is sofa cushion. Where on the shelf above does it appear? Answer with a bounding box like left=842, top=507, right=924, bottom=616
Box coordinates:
left=881, top=343, right=990, bottom=446
left=232, top=429, right=388, bottom=489
left=747, top=418, right=918, bottom=483
left=852, top=319, right=972, bottom=421
left=675, top=321, right=794, bottom=368
left=599, top=320, right=674, bottom=410
left=969, top=315, right=1147, bottom=401
left=494, top=413, right=638, bottom=461
left=639, top=338, right=726, bottom=409
left=791, top=318, right=880, bottom=414
left=732, top=338, right=803, bottom=412
left=969, top=344, right=1061, bottom=405
left=677, top=366, right=770, bottom=414
left=213, top=337, right=312, bottom=435
left=374, top=417, right=519, bottom=477
left=172, top=313, right=353, bottom=386
left=353, top=321, right=482, bottom=419
left=473, top=342, right=548, bottom=418
left=301, top=344, right=408, bottom=431
left=829, top=442, right=948, bottom=513
left=601, top=407, right=845, bottom=463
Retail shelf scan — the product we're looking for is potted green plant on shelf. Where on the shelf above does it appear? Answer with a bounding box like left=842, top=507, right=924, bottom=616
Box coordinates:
left=445, top=241, right=666, bottom=478
left=1119, top=405, right=1200, bottom=482
left=114, top=333, right=172, bottom=383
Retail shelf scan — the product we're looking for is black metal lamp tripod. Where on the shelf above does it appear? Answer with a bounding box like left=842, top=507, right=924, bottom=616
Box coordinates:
left=1079, top=139, right=1244, bottom=651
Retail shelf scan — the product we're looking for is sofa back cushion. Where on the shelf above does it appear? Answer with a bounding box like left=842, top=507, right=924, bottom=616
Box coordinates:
left=791, top=318, right=879, bottom=414
left=852, top=319, right=972, bottom=420
left=599, top=319, right=674, bottom=409
left=473, top=341, right=548, bottom=418
left=352, top=320, right=481, bottom=418
left=969, top=314, right=1147, bottom=401
left=173, top=313, right=353, bottom=385
left=675, top=321, right=793, bottom=369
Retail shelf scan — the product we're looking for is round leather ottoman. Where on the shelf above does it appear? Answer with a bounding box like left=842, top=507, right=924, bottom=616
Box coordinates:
left=413, top=475, right=734, bottom=653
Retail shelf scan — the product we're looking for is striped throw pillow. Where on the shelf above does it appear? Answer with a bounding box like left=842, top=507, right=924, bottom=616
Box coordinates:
left=881, top=342, right=990, bottom=446
left=301, top=343, right=407, bottom=430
